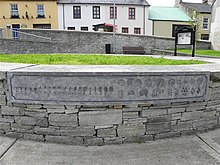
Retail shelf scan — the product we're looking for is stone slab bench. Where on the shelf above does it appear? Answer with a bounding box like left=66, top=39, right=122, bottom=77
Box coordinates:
left=122, top=46, right=145, bottom=55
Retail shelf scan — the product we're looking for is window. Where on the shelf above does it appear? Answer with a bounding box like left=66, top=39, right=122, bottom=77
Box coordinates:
left=129, top=7, right=135, bottom=19
left=203, top=17, right=209, bottom=30
left=201, top=34, right=209, bottom=40
left=37, top=4, right=45, bottom=18
left=67, top=27, right=75, bottom=30
left=21, top=24, right=27, bottom=28
left=73, top=6, right=81, bottom=19
left=122, top=27, right=129, bottom=33
left=110, top=7, right=117, bottom=19
left=81, top=27, right=88, bottom=31
left=134, top=28, right=141, bottom=34
left=10, top=4, right=19, bottom=18
left=33, top=24, right=51, bottom=29
left=93, top=6, right=100, bottom=19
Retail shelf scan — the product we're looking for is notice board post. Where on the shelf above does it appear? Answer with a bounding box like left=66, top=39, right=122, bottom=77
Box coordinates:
left=174, top=26, right=196, bottom=57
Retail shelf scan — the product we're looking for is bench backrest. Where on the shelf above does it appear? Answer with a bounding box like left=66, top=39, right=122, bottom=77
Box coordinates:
left=123, top=46, right=144, bottom=51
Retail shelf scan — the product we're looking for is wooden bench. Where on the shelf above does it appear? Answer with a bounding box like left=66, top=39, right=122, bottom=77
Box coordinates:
left=122, top=46, right=145, bottom=55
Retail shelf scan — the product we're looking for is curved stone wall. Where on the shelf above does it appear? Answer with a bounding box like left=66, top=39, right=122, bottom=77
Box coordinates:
left=0, top=63, right=220, bottom=146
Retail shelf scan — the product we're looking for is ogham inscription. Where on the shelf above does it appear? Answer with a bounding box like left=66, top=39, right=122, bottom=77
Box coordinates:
left=8, top=73, right=209, bottom=104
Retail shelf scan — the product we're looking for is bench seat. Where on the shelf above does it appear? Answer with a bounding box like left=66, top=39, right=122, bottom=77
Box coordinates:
left=122, top=46, right=145, bottom=55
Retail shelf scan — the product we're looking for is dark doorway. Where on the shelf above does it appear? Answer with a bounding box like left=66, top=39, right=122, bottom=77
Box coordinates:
left=12, top=24, right=20, bottom=39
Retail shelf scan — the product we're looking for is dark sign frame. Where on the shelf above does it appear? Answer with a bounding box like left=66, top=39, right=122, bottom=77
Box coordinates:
left=174, top=26, right=196, bottom=57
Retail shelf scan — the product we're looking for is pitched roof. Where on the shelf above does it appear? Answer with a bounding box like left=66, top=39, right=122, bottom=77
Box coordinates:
left=181, top=2, right=212, bottom=13
left=149, top=7, right=191, bottom=22
left=57, top=0, right=150, bottom=6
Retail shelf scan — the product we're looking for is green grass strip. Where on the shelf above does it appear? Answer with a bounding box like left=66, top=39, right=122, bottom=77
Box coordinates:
left=178, top=49, right=220, bottom=57
left=0, top=54, right=205, bottom=65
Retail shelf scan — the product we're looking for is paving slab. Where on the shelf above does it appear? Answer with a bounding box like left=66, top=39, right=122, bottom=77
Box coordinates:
left=0, top=62, right=35, bottom=72
left=0, top=136, right=17, bottom=158
left=198, top=129, right=220, bottom=157
left=0, top=62, right=35, bottom=79
left=0, top=136, right=218, bottom=165
left=213, top=138, right=220, bottom=146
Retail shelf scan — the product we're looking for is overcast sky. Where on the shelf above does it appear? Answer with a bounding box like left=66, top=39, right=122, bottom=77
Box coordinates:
left=147, top=0, right=203, bottom=7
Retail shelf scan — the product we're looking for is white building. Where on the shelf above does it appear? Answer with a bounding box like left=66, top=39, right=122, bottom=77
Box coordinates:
left=57, top=0, right=151, bottom=35
left=211, top=0, right=220, bottom=50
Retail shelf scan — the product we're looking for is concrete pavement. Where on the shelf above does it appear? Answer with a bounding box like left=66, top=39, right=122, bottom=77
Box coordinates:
left=0, top=129, right=220, bottom=165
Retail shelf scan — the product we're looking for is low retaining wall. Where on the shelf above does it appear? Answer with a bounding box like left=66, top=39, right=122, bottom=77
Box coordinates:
left=0, top=29, right=212, bottom=54
left=0, top=63, right=220, bottom=146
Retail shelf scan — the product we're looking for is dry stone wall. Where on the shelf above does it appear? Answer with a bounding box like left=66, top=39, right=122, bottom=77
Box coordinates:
left=0, top=64, right=219, bottom=146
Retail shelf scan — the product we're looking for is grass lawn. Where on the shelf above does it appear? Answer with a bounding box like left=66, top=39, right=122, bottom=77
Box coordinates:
left=0, top=54, right=205, bottom=65
left=178, top=49, right=220, bottom=57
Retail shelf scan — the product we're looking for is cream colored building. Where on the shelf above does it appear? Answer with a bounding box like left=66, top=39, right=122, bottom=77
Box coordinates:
left=149, top=7, right=191, bottom=38
left=175, top=0, right=212, bottom=40
left=0, top=0, right=58, bottom=30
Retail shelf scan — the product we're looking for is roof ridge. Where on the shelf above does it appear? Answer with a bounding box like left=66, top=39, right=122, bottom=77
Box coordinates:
left=57, top=0, right=150, bottom=5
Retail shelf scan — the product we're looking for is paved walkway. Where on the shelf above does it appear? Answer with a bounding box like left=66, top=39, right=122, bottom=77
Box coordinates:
left=0, top=129, right=220, bottom=165
left=148, top=54, right=220, bottom=64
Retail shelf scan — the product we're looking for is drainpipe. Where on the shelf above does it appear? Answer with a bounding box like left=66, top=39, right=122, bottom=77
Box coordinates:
left=113, top=0, right=116, bottom=53
left=143, top=6, right=146, bottom=35
left=152, top=21, right=154, bottom=35
left=63, top=4, right=65, bottom=30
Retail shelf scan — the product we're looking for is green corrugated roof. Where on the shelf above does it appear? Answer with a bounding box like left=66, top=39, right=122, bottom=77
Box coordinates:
left=149, top=7, right=191, bottom=22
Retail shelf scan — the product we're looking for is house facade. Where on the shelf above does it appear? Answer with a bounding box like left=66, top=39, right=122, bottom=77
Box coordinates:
left=175, top=0, right=212, bottom=40
left=149, top=7, right=191, bottom=38
left=211, top=0, right=220, bottom=50
left=0, top=0, right=58, bottom=30
left=57, top=0, right=151, bottom=35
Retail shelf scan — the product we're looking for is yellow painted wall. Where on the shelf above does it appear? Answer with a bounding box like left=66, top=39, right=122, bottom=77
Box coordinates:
left=153, top=21, right=190, bottom=37
left=0, top=0, right=58, bottom=29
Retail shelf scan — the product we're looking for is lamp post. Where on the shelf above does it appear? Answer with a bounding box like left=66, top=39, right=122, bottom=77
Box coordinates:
left=192, top=11, right=197, bottom=57
left=113, top=0, right=116, bottom=54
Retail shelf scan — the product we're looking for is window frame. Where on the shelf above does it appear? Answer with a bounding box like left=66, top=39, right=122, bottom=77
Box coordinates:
left=201, top=34, right=209, bottom=40
left=93, top=6, right=100, bottom=19
left=33, top=24, right=51, bottom=29
left=110, top=7, right=117, bottom=19
left=81, top=26, right=89, bottom=31
left=134, top=28, right=141, bottom=34
left=122, top=27, right=129, bottom=33
left=202, top=17, right=209, bottom=30
left=67, top=27, right=76, bottom=30
left=36, top=4, right=45, bottom=18
left=10, top=4, right=19, bottom=18
left=73, top=6, right=81, bottom=19
left=128, top=7, right=135, bottom=20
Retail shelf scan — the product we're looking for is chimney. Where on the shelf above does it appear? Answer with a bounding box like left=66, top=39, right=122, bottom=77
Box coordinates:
left=175, top=0, right=182, bottom=7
